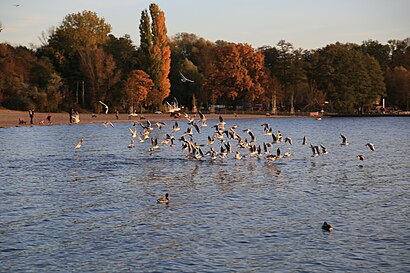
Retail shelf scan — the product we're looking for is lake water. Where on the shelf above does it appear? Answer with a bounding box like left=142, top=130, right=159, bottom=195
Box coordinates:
left=1, top=116, right=409, bottom=272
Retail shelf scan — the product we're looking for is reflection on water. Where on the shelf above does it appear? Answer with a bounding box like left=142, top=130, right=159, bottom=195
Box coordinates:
left=1, top=117, right=409, bottom=272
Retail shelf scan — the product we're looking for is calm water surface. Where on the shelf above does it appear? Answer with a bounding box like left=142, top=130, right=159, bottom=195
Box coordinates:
left=1, top=117, right=409, bottom=272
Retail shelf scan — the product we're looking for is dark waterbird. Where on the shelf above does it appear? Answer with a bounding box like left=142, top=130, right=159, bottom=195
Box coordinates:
left=322, top=222, right=333, bottom=231
left=157, top=193, right=169, bottom=204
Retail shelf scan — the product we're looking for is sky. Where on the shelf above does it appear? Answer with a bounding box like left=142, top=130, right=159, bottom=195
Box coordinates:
left=0, top=0, right=409, bottom=50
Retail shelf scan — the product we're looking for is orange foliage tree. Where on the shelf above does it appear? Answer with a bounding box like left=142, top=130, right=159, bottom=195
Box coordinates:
left=202, top=43, right=267, bottom=107
left=139, top=3, right=171, bottom=108
left=125, top=69, right=154, bottom=112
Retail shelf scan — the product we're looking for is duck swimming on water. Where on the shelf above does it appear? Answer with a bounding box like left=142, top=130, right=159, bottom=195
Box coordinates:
left=322, top=222, right=333, bottom=231
left=157, top=193, right=169, bottom=204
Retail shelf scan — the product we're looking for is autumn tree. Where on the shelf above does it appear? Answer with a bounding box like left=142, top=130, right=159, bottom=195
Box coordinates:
left=39, top=10, right=113, bottom=110
left=125, top=69, right=154, bottom=113
left=138, top=3, right=171, bottom=108
left=202, top=43, right=266, bottom=108
left=0, top=44, right=62, bottom=111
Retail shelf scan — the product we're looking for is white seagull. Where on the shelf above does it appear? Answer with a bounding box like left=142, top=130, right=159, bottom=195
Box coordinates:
left=128, top=139, right=135, bottom=148
left=340, top=134, right=349, bottom=145
left=179, top=71, right=194, bottom=83
left=165, top=97, right=181, bottom=113
left=103, top=121, right=114, bottom=128
left=99, top=101, right=109, bottom=114
left=128, top=128, right=137, bottom=138
left=198, top=111, right=207, bottom=127
left=366, top=143, right=375, bottom=151
left=75, top=138, right=84, bottom=149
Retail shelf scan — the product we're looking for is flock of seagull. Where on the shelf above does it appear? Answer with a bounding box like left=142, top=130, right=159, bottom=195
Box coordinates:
left=75, top=104, right=376, bottom=166
left=73, top=98, right=377, bottom=231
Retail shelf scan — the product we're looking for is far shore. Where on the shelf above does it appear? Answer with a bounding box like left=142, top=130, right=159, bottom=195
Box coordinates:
left=0, top=108, right=308, bottom=129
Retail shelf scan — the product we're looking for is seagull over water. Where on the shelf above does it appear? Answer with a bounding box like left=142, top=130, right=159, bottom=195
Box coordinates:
left=75, top=138, right=84, bottom=149
left=128, top=139, right=135, bottom=148
left=198, top=111, right=207, bottom=127
left=356, top=154, right=365, bottom=161
left=128, top=128, right=137, bottom=138
left=99, top=101, right=109, bottom=114
left=173, top=121, right=181, bottom=132
left=340, top=134, right=349, bottom=145
left=103, top=121, right=114, bottom=127
left=366, top=143, right=375, bottom=151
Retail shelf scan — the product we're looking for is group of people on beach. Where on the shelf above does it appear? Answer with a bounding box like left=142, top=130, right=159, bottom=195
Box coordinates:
left=19, top=109, right=53, bottom=126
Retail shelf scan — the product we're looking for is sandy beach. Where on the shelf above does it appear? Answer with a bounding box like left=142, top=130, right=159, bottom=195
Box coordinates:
left=0, top=108, right=303, bottom=129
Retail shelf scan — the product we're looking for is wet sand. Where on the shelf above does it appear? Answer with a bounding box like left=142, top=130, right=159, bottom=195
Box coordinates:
left=0, top=108, right=304, bottom=129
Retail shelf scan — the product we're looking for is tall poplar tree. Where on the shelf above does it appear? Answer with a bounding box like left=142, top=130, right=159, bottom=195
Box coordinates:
left=139, top=3, right=171, bottom=108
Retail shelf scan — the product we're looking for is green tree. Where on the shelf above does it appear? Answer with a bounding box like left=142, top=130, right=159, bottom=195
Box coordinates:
left=138, top=3, right=171, bottom=108
left=168, top=33, right=215, bottom=110
left=388, top=39, right=410, bottom=70
left=78, top=46, right=120, bottom=111
left=386, top=66, right=410, bottom=110
left=104, top=34, right=138, bottom=80
left=359, top=40, right=391, bottom=71
left=309, top=43, right=385, bottom=113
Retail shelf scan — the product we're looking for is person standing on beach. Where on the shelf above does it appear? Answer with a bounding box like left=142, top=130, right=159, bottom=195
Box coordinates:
left=69, top=109, right=74, bottom=123
left=116, top=110, right=119, bottom=120
left=29, top=109, right=34, bottom=124
left=47, top=114, right=53, bottom=125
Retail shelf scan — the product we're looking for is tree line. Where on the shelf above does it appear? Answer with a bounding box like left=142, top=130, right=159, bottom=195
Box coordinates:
left=0, top=3, right=409, bottom=114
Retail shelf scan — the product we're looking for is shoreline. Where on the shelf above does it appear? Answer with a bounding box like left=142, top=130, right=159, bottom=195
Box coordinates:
left=0, top=109, right=305, bottom=129
left=2, top=109, right=407, bottom=129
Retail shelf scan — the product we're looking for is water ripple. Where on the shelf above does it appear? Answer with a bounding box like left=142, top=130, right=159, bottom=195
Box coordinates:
left=1, top=117, right=409, bottom=272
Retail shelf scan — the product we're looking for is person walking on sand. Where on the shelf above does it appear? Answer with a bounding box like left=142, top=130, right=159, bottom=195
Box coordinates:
left=47, top=114, right=53, bottom=125
left=69, top=109, right=74, bottom=123
left=116, top=110, right=119, bottom=120
left=29, top=109, right=34, bottom=124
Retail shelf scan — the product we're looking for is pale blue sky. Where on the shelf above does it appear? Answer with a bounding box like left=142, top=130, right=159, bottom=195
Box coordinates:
left=0, top=0, right=409, bottom=50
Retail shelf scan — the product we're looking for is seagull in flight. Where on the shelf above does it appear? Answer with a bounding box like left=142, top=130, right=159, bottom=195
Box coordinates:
left=99, top=101, right=109, bottom=114
left=103, top=121, right=114, bottom=127
left=198, top=111, right=207, bottom=127
left=165, top=97, right=181, bottom=113
left=172, top=121, right=181, bottom=132
left=365, top=143, right=375, bottom=151
left=75, top=138, right=84, bottom=149
left=340, top=134, right=349, bottom=145
left=128, top=139, right=135, bottom=148
left=356, top=154, right=365, bottom=161
left=179, top=71, right=194, bottom=83
left=128, top=128, right=137, bottom=138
